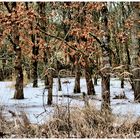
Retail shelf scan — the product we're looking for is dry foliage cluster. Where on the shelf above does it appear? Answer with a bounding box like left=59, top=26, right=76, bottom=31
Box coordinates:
left=1, top=105, right=140, bottom=138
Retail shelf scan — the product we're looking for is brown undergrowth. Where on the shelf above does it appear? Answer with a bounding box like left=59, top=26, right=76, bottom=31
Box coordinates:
left=1, top=105, right=140, bottom=138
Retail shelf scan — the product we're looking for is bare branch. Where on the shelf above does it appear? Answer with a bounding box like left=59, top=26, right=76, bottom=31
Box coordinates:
left=89, top=32, right=102, bottom=45
left=4, top=2, right=12, bottom=13
left=37, top=25, right=88, bottom=56
left=7, top=35, right=17, bottom=51
left=89, top=32, right=115, bottom=57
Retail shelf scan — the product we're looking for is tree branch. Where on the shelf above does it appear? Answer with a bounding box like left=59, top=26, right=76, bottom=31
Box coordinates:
left=7, top=35, right=17, bottom=51
left=89, top=32, right=108, bottom=51
left=37, top=24, right=87, bottom=55
left=37, top=25, right=97, bottom=67
left=89, top=32, right=115, bottom=57
left=4, top=2, right=12, bottom=13
left=89, top=32, right=102, bottom=45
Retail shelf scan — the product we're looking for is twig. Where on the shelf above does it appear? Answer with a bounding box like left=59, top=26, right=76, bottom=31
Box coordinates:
left=8, top=110, right=16, bottom=117
left=89, top=32, right=102, bottom=45
left=89, top=32, right=115, bottom=57
left=38, top=26, right=83, bottom=53
left=7, top=35, right=17, bottom=51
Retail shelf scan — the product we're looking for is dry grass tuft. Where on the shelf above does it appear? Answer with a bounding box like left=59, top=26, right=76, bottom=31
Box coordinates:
left=1, top=105, right=140, bottom=138
left=43, top=106, right=116, bottom=138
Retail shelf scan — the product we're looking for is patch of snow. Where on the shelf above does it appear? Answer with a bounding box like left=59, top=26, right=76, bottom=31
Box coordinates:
left=0, top=77, right=139, bottom=124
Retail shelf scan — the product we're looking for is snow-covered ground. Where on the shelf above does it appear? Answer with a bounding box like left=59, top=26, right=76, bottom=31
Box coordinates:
left=0, top=77, right=139, bottom=124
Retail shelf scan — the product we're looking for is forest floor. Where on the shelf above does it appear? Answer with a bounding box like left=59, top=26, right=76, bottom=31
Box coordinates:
left=1, top=77, right=140, bottom=138
left=0, top=77, right=139, bottom=124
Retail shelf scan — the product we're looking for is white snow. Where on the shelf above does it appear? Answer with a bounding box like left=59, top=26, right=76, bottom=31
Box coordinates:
left=0, top=77, right=140, bottom=124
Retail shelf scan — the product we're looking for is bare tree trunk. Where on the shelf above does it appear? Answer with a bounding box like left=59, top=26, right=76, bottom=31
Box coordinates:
left=74, top=63, right=81, bottom=93
left=85, top=65, right=95, bottom=95
left=1, top=59, right=6, bottom=81
left=32, top=2, right=46, bottom=88
left=37, top=2, right=50, bottom=88
left=14, top=47, right=24, bottom=99
left=101, top=74, right=110, bottom=107
left=133, top=70, right=140, bottom=101
left=131, top=3, right=140, bottom=102
left=45, top=75, right=49, bottom=88
left=120, top=3, right=131, bottom=89
left=58, top=75, right=62, bottom=91
left=44, top=50, right=49, bottom=88
left=46, top=55, right=53, bottom=105
left=4, top=2, right=24, bottom=99
left=36, top=2, right=53, bottom=104
left=10, top=3, right=24, bottom=99
left=47, top=70, right=53, bottom=105
left=121, top=78, right=124, bottom=88
left=100, top=5, right=110, bottom=111
left=94, top=55, right=99, bottom=86
left=94, top=75, right=98, bottom=85
left=46, top=54, right=53, bottom=105
left=32, top=42, right=39, bottom=87
left=31, top=21, right=38, bottom=87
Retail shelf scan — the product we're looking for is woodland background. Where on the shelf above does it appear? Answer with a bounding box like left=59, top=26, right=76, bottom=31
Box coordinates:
left=0, top=2, right=140, bottom=138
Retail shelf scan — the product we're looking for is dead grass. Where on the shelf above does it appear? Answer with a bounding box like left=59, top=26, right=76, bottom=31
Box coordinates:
left=1, top=105, right=140, bottom=138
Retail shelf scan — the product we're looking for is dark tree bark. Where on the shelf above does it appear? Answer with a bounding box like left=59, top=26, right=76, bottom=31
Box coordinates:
left=121, top=78, right=124, bottom=88
left=94, top=53, right=99, bottom=86
left=44, top=49, right=49, bottom=88
left=58, top=74, right=62, bottom=91
left=56, top=60, right=62, bottom=91
left=74, top=63, right=81, bottom=93
left=85, top=65, right=95, bottom=95
left=62, top=7, right=81, bottom=93
left=131, top=3, right=140, bottom=102
left=31, top=2, right=45, bottom=88
left=32, top=37, right=39, bottom=88
left=30, top=18, right=38, bottom=87
left=111, top=25, right=121, bottom=66
left=83, top=4, right=95, bottom=95
left=0, top=59, right=6, bottom=81
left=13, top=32, right=24, bottom=98
left=45, top=54, right=53, bottom=105
left=13, top=28, right=24, bottom=99
left=120, top=3, right=131, bottom=89
left=133, top=70, right=140, bottom=101
left=37, top=2, right=50, bottom=88
left=47, top=69, right=53, bottom=105
left=36, top=2, right=53, bottom=105
left=14, top=47, right=24, bottom=99
left=94, top=75, right=98, bottom=85
left=45, top=75, right=49, bottom=88
left=101, top=74, right=110, bottom=109
left=100, top=5, right=110, bottom=111
left=4, top=2, right=24, bottom=99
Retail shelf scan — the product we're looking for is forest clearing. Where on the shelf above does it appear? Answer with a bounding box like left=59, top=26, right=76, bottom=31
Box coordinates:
left=0, top=1, right=140, bottom=138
